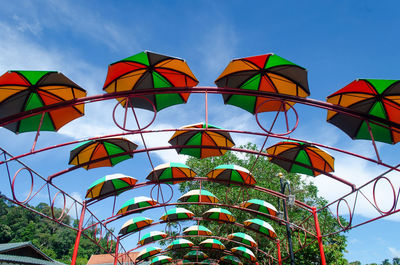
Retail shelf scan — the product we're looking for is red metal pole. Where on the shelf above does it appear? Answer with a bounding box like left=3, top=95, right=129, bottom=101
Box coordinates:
left=312, top=207, right=326, bottom=265
left=113, top=237, right=120, bottom=265
left=71, top=202, right=86, bottom=265
left=276, top=240, right=282, bottom=265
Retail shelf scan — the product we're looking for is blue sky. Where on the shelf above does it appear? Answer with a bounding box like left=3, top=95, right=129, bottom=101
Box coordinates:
left=0, top=1, right=400, bottom=264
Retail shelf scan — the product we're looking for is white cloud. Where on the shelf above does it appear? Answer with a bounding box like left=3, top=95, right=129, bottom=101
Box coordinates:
left=389, top=247, right=400, bottom=257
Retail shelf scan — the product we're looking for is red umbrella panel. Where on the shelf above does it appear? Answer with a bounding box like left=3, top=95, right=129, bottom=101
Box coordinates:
left=0, top=70, right=86, bottom=133
left=215, top=54, right=309, bottom=114
left=327, top=79, right=400, bottom=144
left=103, top=51, right=198, bottom=112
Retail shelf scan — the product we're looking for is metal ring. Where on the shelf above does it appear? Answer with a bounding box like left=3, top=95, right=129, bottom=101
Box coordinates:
left=112, top=95, right=157, bottom=132
left=11, top=167, right=34, bottom=204
left=50, top=191, right=67, bottom=221
left=373, top=176, right=396, bottom=214
left=255, top=98, right=299, bottom=136
left=336, top=198, right=352, bottom=230
left=150, top=183, right=174, bottom=204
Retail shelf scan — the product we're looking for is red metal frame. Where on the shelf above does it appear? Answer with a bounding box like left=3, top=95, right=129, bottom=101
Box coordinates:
left=0, top=87, right=399, bottom=264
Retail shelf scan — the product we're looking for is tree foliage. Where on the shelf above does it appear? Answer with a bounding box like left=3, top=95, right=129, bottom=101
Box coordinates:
left=0, top=195, right=114, bottom=265
left=177, top=143, right=348, bottom=264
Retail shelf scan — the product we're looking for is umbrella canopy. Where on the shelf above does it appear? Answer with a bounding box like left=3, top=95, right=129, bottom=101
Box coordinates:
left=243, top=219, right=277, bottom=239
left=199, top=239, right=225, bottom=250
left=69, top=137, right=137, bottom=170
left=227, top=232, right=258, bottom=248
left=203, top=208, right=236, bottom=223
left=146, top=162, right=197, bottom=184
left=118, top=217, right=153, bottom=236
left=266, top=141, right=334, bottom=177
left=138, top=231, right=168, bottom=246
left=103, top=51, right=198, bottom=112
left=166, top=239, right=194, bottom=250
left=220, top=255, right=243, bottom=265
left=183, top=225, right=212, bottom=236
left=85, top=174, right=137, bottom=199
left=117, top=196, right=158, bottom=215
left=150, top=255, right=172, bottom=265
left=168, top=123, right=235, bottom=159
left=0, top=70, right=86, bottom=133
left=160, top=207, right=194, bottom=222
left=215, top=53, right=309, bottom=114
left=327, top=79, right=400, bottom=144
left=136, top=247, right=162, bottom=261
left=184, top=250, right=208, bottom=260
left=178, top=189, right=219, bottom=203
left=231, top=246, right=257, bottom=262
left=240, top=199, right=278, bottom=217
left=206, top=164, right=256, bottom=185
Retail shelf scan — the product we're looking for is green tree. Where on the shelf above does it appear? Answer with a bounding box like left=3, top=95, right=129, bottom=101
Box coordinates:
left=178, top=144, right=348, bottom=264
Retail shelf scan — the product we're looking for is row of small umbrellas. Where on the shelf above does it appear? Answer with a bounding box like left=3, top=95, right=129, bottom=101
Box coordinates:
left=136, top=244, right=256, bottom=263
left=1, top=52, right=399, bottom=145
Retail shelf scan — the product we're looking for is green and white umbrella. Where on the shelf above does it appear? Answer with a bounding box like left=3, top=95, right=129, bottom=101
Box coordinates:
left=118, top=217, right=153, bottom=236
left=146, top=162, right=196, bottom=184
left=160, top=207, right=194, bottom=222
left=117, top=196, right=158, bottom=215
left=200, top=239, right=225, bottom=250
left=166, top=239, right=194, bottom=250
left=231, top=246, right=257, bottom=262
left=220, top=255, right=243, bottom=265
left=183, top=225, right=212, bottom=236
left=178, top=189, right=219, bottom=203
left=207, top=164, right=256, bottom=185
left=150, top=255, right=172, bottom=265
left=243, top=218, right=277, bottom=239
left=203, top=208, right=236, bottom=223
left=136, top=247, right=162, bottom=261
left=138, top=231, right=168, bottom=246
left=85, top=174, right=137, bottom=199
left=240, top=199, right=277, bottom=217
left=227, top=232, right=258, bottom=248
left=184, top=250, right=208, bottom=260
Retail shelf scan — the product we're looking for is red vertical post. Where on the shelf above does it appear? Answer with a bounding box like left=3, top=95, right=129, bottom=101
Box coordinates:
left=276, top=240, right=282, bottom=265
left=312, top=207, right=327, bottom=265
left=113, top=237, right=120, bottom=265
left=71, top=202, right=86, bottom=265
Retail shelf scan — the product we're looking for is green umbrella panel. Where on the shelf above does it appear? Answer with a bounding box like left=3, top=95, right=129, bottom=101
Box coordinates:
left=227, top=232, right=258, bottom=248
left=243, top=219, right=277, bottom=239
left=184, top=250, right=208, bottom=260
left=117, top=196, right=158, bottom=215
left=240, top=199, right=278, bottom=217
left=166, top=239, right=194, bottom=250
left=118, top=217, right=153, bottom=236
left=183, top=225, right=212, bottom=236
left=136, top=247, right=162, bottom=261
left=199, top=239, right=226, bottom=250
left=150, top=255, right=172, bottom=265
left=178, top=189, right=219, bottom=203
left=203, top=208, right=236, bottom=223
left=231, top=246, right=257, bottom=262
left=220, top=255, right=243, bottom=265
left=146, top=162, right=197, bottom=184
left=206, top=164, right=256, bottom=186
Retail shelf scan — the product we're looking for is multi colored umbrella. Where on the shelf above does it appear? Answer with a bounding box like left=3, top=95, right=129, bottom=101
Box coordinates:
left=103, top=51, right=198, bottom=112
left=183, top=225, right=212, bottom=236
left=150, top=255, right=172, bottom=265
left=117, top=196, right=158, bottom=215
left=215, top=53, right=309, bottom=114
left=206, top=164, right=256, bottom=185
left=184, top=250, right=208, bottom=260
left=243, top=219, right=277, bottom=239
left=166, top=239, right=194, bottom=250
left=85, top=174, right=137, bottom=199
left=168, top=123, right=235, bottom=159
left=136, top=247, right=162, bottom=261
left=240, top=199, right=278, bottom=217
left=199, top=239, right=226, bottom=250
left=266, top=141, right=334, bottom=177
left=146, top=162, right=197, bottom=184
left=203, top=208, right=236, bottom=223
left=231, top=246, right=257, bottom=262
left=178, top=189, right=219, bottom=203
left=0, top=70, right=86, bottom=133
left=69, top=137, right=137, bottom=170
left=327, top=79, right=400, bottom=144
left=138, top=231, right=168, bottom=245
left=160, top=207, right=194, bottom=222
left=227, top=232, right=258, bottom=248
left=220, top=255, right=243, bottom=265
left=118, top=217, right=153, bottom=236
